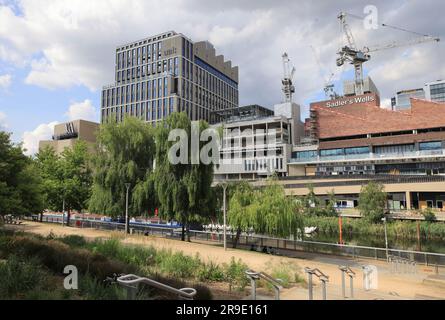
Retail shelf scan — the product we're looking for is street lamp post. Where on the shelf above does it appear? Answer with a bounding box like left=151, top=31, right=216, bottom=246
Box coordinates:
left=382, top=217, right=389, bottom=261
left=222, top=183, right=228, bottom=251
left=125, top=183, right=131, bottom=234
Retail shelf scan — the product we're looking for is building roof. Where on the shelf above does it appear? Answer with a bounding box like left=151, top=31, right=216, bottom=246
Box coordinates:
left=312, top=98, right=445, bottom=139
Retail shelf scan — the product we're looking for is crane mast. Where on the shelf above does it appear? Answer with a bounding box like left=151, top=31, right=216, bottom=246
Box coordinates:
left=282, top=53, right=296, bottom=103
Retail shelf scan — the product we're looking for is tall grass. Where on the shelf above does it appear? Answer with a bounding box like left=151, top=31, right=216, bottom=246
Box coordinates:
left=303, top=216, right=445, bottom=240
left=0, top=255, right=47, bottom=299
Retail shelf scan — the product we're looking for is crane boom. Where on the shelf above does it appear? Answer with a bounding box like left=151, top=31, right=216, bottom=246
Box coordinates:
left=364, top=36, right=440, bottom=53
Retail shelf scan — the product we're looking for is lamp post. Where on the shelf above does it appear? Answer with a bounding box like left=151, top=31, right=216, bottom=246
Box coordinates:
left=382, top=217, right=389, bottom=261
left=125, top=183, right=131, bottom=234
left=219, top=182, right=228, bottom=251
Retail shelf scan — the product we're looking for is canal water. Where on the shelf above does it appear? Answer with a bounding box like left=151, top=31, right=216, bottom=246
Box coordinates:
left=308, top=232, right=445, bottom=254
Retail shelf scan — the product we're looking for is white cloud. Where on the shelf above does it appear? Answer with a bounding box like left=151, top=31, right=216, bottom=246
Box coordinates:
left=64, top=99, right=97, bottom=121
left=0, top=111, right=8, bottom=130
left=0, top=73, right=11, bottom=89
left=22, top=121, right=59, bottom=156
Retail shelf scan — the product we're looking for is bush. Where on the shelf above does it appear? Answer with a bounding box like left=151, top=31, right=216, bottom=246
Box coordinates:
left=422, top=208, right=437, bottom=222
left=79, top=274, right=126, bottom=300
left=59, top=235, right=87, bottom=248
left=222, top=257, right=249, bottom=292
left=155, top=251, right=201, bottom=278
left=267, top=262, right=296, bottom=288
left=0, top=255, right=47, bottom=299
left=197, top=261, right=225, bottom=282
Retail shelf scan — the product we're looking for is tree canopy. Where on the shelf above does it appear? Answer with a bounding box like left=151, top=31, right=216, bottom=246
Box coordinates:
left=358, top=181, right=387, bottom=223
left=154, top=112, right=215, bottom=241
left=227, top=176, right=303, bottom=245
left=36, top=141, right=92, bottom=224
left=88, top=116, right=156, bottom=219
left=0, top=131, right=44, bottom=216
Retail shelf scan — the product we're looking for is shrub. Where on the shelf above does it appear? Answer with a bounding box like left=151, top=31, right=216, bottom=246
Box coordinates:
left=422, top=208, right=437, bottom=222
left=0, top=255, right=47, bottom=299
left=155, top=251, right=200, bottom=278
left=197, top=261, right=225, bottom=282
left=59, top=235, right=87, bottom=248
left=79, top=274, right=126, bottom=300
left=222, top=257, right=249, bottom=291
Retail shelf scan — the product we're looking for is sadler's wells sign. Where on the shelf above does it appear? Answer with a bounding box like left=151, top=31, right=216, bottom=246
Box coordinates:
left=323, top=94, right=376, bottom=108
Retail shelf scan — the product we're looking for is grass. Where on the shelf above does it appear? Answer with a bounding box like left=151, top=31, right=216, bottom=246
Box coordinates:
left=0, top=255, right=47, bottom=299
left=260, top=261, right=306, bottom=292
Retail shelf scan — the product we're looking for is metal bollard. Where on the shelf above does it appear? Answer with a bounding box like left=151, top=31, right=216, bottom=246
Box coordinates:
left=307, top=272, right=314, bottom=300
left=349, top=274, right=354, bottom=299
left=341, top=269, right=346, bottom=298
left=321, top=278, right=328, bottom=300
left=126, top=283, right=138, bottom=300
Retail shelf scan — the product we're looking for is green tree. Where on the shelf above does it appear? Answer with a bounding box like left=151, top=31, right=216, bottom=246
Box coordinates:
left=89, top=117, right=156, bottom=230
left=0, top=131, right=44, bottom=216
left=154, top=112, right=214, bottom=241
left=254, top=177, right=303, bottom=238
left=36, top=141, right=92, bottom=224
left=227, top=181, right=256, bottom=248
left=323, top=190, right=338, bottom=217
left=358, top=181, right=387, bottom=223
left=227, top=176, right=303, bottom=245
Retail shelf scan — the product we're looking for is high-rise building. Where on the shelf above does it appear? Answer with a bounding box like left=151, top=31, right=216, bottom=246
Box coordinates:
left=425, top=79, right=445, bottom=103
left=101, top=31, right=239, bottom=125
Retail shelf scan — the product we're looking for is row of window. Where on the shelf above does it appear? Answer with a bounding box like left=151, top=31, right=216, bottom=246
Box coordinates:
left=293, top=142, right=443, bottom=160
left=116, top=58, right=179, bottom=83
left=195, top=57, right=238, bottom=88
left=103, top=77, right=170, bottom=107
left=116, top=41, right=163, bottom=70
left=102, top=98, right=175, bottom=122
left=244, top=158, right=284, bottom=172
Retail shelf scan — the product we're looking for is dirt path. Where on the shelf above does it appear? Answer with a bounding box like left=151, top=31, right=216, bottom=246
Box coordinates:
left=7, top=221, right=445, bottom=300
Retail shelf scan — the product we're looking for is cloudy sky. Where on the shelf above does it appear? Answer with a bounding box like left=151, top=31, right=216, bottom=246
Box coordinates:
left=0, top=0, right=444, bottom=155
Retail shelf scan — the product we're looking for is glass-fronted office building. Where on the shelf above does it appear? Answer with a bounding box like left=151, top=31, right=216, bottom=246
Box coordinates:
left=101, top=31, right=239, bottom=125
left=425, top=80, right=445, bottom=103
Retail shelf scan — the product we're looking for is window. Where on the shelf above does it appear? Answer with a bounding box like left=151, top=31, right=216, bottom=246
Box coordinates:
left=320, top=149, right=344, bottom=157
left=345, top=146, right=370, bottom=155
left=419, top=141, right=442, bottom=150
left=292, top=150, right=318, bottom=159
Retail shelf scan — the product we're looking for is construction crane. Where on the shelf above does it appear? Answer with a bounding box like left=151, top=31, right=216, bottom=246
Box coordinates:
left=282, top=52, right=296, bottom=103
left=310, top=45, right=340, bottom=100
left=336, top=11, right=440, bottom=96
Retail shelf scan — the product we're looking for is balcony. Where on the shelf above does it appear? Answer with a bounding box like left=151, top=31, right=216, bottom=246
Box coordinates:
left=289, top=149, right=445, bottom=164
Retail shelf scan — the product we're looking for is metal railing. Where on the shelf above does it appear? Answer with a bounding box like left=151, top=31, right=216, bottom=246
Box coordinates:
left=388, top=255, right=417, bottom=274
left=304, top=267, right=329, bottom=300
left=245, top=270, right=283, bottom=300
left=116, top=274, right=197, bottom=300
left=28, top=216, right=445, bottom=267
left=339, top=266, right=356, bottom=299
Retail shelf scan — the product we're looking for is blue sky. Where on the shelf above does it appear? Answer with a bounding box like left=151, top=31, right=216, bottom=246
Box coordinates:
left=0, top=0, right=443, bottom=155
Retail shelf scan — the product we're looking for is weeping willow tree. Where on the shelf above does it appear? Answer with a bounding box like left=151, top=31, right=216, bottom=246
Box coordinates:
left=154, top=112, right=215, bottom=241
left=227, top=181, right=256, bottom=248
left=228, top=176, right=304, bottom=246
left=88, top=116, right=156, bottom=230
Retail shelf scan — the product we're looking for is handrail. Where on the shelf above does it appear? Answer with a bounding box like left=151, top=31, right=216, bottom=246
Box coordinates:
left=245, top=269, right=283, bottom=300
left=339, top=266, right=356, bottom=277
left=304, top=267, right=329, bottom=281
left=117, top=274, right=197, bottom=300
